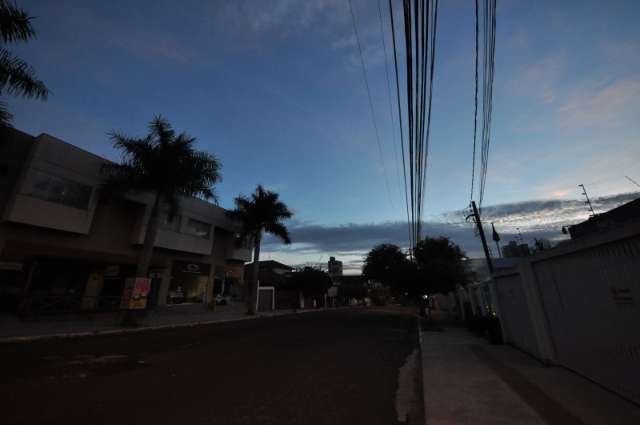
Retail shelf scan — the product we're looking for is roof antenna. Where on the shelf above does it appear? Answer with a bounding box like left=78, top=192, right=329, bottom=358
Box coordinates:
left=578, top=184, right=597, bottom=217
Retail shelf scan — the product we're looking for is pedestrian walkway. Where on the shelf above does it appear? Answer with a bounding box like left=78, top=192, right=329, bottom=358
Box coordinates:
left=420, top=324, right=640, bottom=425
left=0, top=302, right=328, bottom=343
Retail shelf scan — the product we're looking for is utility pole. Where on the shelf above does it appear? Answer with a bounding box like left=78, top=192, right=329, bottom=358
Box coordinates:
left=578, top=184, right=597, bottom=217
left=469, top=201, right=494, bottom=274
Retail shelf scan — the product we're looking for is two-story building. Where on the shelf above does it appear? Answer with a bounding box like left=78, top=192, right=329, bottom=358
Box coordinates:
left=0, top=126, right=251, bottom=315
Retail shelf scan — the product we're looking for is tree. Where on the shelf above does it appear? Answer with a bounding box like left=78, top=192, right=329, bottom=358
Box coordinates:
left=102, top=116, right=221, bottom=282
left=413, top=237, right=469, bottom=295
left=227, top=185, right=292, bottom=315
left=0, top=0, right=48, bottom=125
left=287, top=267, right=332, bottom=298
left=362, top=244, right=410, bottom=291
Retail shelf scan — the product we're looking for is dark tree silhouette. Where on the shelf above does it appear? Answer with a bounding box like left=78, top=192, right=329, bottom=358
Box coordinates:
left=288, top=267, right=332, bottom=298
left=227, top=185, right=292, bottom=315
left=102, top=116, right=221, bottom=281
left=414, top=237, right=469, bottom=294
left=0, top=0, right=48, bottom=124
left=362, top=244, right=410, bottom=290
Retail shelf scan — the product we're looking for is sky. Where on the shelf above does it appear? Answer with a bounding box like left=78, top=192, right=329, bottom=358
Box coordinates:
left=7, top=0, right=640, bottom=272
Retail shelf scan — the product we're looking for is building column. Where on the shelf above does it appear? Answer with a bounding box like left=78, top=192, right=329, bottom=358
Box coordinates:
left=81, top=271, right=104, bottom=311
left=156, top=260, right=173, bottom=306
left=0, top=227, right=5, bottom=257
left=205, top=263, right=217, bottom=307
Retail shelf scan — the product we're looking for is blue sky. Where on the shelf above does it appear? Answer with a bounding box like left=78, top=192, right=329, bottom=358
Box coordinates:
left=8, top=0, right=640, bottom=270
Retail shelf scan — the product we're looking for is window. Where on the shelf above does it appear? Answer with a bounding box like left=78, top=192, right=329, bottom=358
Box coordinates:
left=184, top=218, right=211, bottom=239
left=159, top=212, right=181, bottom=232
left=234, top=233, right=248, bottom=248
left=27, top=170, right=92, bottom=210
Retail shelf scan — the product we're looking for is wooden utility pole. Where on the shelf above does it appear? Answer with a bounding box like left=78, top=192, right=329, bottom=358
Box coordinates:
left=470, top=201, right=494, bottom=274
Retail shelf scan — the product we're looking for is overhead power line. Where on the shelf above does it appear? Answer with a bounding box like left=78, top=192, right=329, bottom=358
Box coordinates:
left=380, top=0, right=413, bottom=252
left=470, top=0, right=479, bottom=203
left=625, top=175, right=640, bottom=189
left=467, top=0, right=497, bottom=214
left=389, top=0, right=439, bottom=248
left=478, top=0, right=497, bottom=211
left=377, top=0, right=403, bottom=199
left=388, top=0, right=414, bottom=254
left=347, top=0, right=396, bottom=212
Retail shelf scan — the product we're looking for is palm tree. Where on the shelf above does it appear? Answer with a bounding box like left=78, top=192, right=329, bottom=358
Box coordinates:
left=0, top=0, right=49, bottom=125
left=227, top=185, right=293, bottom=315
left=102, top=116, right=222, bottom=285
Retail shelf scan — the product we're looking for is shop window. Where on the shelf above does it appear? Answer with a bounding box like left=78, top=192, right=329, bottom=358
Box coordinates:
left=184, top=218, right=211, bottom=239
left=26, top=170, right=92, bottom=210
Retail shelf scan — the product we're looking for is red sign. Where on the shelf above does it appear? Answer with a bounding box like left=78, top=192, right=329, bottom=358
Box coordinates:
left=120, top=278, right=152, bottom=310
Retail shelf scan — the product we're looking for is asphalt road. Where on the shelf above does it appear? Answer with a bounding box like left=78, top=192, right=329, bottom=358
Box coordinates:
left=1, top=309, right=418, bottom=425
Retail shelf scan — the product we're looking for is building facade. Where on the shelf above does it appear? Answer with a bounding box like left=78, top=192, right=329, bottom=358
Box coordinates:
left=327, top=256, right=343, bottom=278
left=0, top=126, right=251, bottom=315
left=568, top=196, right=640, bottom=239
left=501, top=241, right=531, bottom=258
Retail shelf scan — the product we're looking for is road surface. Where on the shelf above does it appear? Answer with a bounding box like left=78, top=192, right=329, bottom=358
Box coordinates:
left=1, top=309, right=418, bottom=425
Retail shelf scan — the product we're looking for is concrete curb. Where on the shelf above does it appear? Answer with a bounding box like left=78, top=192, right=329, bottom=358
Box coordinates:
left=0, top=306, right=355, bottom=344
left=416, top=315, right=427, bottom=425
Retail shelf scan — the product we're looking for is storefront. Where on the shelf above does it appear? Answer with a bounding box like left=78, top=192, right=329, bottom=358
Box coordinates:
left=167, top=261, right=211, bottom=304
left=0, top=261, right=28, bottom=313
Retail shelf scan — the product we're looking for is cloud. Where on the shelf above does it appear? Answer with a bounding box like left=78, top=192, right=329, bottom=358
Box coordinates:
left=557, top=77, right=640, bottom=131
left=600, top=40, right=640, bottom=65
left=455, top=192, right=639, bottom=231
left=209, top=0, right=347, bottom=39
left=262, top=192, right=640, bottom=263
left=56, top=6, right=198, bottom=64
left=506, top=56, right=565, bottom=104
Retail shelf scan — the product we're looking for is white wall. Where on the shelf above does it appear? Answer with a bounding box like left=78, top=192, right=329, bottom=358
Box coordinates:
left=491, top=222, right=640, bottom=404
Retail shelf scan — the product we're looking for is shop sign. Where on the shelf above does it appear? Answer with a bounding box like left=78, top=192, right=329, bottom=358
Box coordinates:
left=226, top=268, right=242, bottom=279
left=185, top=263, right=200, bottom=273
left=149, top=269, right=163, bottom=279
left=120, top=277, right=152, bottom=310
left=103, top=265, right=120, bottom=277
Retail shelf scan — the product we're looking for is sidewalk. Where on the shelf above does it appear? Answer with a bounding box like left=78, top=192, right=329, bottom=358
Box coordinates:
left=0, top=302, right=330, bottom=343
left=420, top=324, right=640, bottom=425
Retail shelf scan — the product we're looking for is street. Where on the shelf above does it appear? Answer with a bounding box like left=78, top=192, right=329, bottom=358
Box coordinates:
left=1, top=309, right=418, bottom=425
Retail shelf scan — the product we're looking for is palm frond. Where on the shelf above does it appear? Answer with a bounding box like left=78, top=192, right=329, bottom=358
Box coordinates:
left=107, top=132, right=155, bottom=170
left=100, top=162, right=139, bottom=198
left=0, top=48, right=48, bottom=99
left=272, top=201, right=293, bottom=220
left=105, top=116, right=222, bottom=212
left=148, top=115, right=174, bottom=145
left=0, top=99, right=13, bottom=125
left=264, top=221, right=291, bottom=244
left=0, top=0, right=35, bottom=43
left=227, top=185, right=293, bottom=245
